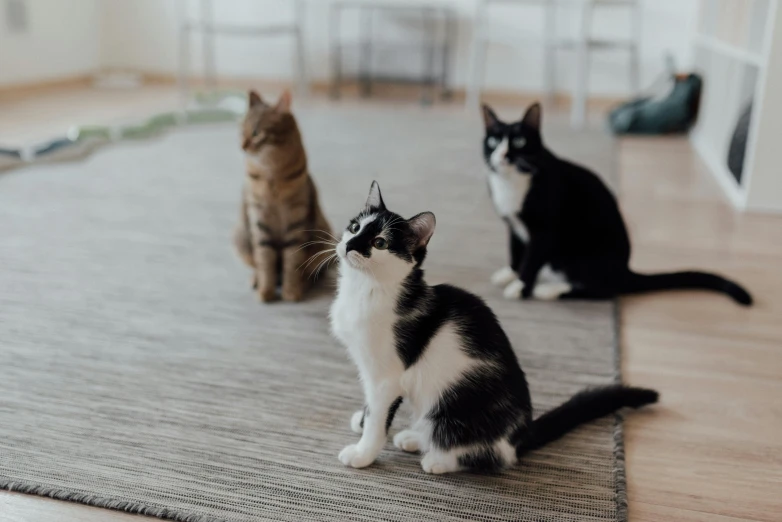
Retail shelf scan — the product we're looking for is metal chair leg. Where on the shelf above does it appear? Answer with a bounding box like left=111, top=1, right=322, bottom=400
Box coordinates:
left=441, top=8, right=456, bottom=100
left=572, top=0, right=593, bottom=129
left=200, top=0, right=217, bottom=93
left=293, top=0, right=309, bottom=96
left=177, top=1, right=191, bottom=114
left=329, top=4, right=342, bottom=99
left=359, top=7, right=373, bottom=98
left=629, top=0, right=642, bottom=94
left=544, top=0, right=557, bottom=105
left=421, top=8, right=437, bottom=105
left=466, top=2, right=488, bottom=109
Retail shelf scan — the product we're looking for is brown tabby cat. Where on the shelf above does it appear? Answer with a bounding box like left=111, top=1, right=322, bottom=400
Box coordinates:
left=234, top=89, right=333, bottom=302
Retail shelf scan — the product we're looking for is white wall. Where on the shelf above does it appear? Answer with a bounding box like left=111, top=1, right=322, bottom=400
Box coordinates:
left=98, top=0, right=697, bottom=96
left=2, top=0, right=697, bottom=96
left=0, top=0, right=101, bottom=87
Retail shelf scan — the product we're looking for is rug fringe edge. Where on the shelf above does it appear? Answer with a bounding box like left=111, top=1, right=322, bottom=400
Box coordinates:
left=0, top=479, right=228, bottom=522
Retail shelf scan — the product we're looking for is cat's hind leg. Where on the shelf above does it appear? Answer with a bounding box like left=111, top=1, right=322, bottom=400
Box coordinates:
left=559, top=287, right=615, bottom=300
left=421, top=440, right=517, bottom=475
left=393, top=430, right=422, bottom=452
left=530, top=264, right=574, bottom=300
left=552, top=257, right=621, bottom=301
left=421, top=449, right=462, bottom=474
left=491, top=266, right=517, bottom=287
left=393, top=418, right=431, bottom=453
left=532, top=281, right=573, bottom=300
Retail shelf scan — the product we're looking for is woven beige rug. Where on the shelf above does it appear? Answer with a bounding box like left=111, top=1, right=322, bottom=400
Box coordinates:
left=0, top=105, right=624, bottom=522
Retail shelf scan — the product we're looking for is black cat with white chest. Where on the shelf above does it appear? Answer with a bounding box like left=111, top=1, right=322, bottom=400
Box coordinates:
left=330, top=181, right=658, bottom=474
left=482, top=103, right=753, bottom=305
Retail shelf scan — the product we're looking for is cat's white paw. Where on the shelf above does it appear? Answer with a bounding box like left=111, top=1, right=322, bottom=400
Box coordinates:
left=491, top=266, right=517, bottom=287
left=350, top=410, right=364, bottom=434
left=532, top=282, right=572, bottom=301
left=338, top=444, right=375, bottom=468
left=421, top=451, right=459, bottom=475
left=503, top=279, right=525, bottom=300
left=393, top=430, right=421, bottom=453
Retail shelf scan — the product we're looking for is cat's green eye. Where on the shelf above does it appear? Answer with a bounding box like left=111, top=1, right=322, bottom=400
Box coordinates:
left=487, top=136, right=499, bottom=148
left=252, top=129, right=259, bottom=138
left=349, top=222, right=360, bottom=234
left=512, top=137, right=526, bottom=148
left=373, top=237, right=388, bottom=250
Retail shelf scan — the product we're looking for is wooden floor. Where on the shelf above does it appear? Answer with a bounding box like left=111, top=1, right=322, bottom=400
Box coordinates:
left=1, top=87, right=781, bottom=522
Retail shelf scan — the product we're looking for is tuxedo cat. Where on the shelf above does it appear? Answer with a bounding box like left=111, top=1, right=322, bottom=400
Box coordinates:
left=329, top=181, right=658, bottom=474
left=482, top=103, right=753, bottom=306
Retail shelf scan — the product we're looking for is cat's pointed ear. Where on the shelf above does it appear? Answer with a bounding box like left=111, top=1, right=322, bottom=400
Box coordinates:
left=482, top=104, right=500, bottom=129
left=407, top=212, right=436, bottom=249
left=522, top=102, right=542, bottom=130
left=248, top=90, right=263, bottom=108
left=275, top=89, right=292, bottom=113
left=365, top=181, right=386, bottom=211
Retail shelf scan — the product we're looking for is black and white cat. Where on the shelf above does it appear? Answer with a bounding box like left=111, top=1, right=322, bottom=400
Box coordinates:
left=329, top=181, right=658, bottom=474
left=482, top=102, right=753, bottom=306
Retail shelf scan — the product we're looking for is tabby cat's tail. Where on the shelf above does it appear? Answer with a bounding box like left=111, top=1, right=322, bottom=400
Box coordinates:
left=514, top=385, right=658, bottom=457
left=621, top=270, right=752, bottom=306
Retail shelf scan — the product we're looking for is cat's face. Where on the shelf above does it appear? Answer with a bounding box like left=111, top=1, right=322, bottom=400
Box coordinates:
left=482, top=103, right=543, bottom=176
left=241, top=90, right=296, bottom=153
left=336, top=182, right=435, bottom=284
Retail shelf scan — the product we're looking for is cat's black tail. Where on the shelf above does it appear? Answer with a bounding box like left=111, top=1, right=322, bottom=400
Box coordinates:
left=514, top=385, right=658, bottom=456
left=621, top=270, right=752, bottom=306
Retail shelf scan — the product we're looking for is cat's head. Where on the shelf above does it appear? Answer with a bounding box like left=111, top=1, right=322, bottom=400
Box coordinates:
left=241, top=89, right=298, bottom=153
left=336, top=182, right=436, bottom=284
left=481, top=102, right=543, bottom=176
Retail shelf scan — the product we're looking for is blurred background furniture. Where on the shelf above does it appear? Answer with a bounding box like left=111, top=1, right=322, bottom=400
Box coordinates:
left=467, top=0, right=641, bottom=129
left=329, top=0, right=458, bottom=104
left=177, top=0, right=308, bottom=108
left=691, top=0, right=782, bottom=213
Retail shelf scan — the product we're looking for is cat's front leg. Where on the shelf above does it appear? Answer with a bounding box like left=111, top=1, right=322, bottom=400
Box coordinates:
left=350, top=406, right=367, bottom=434
left=254, top=244, right=279, bottom=302
left=513, top=239, right=549, bottom=300
left=280, top=234, right=310, bottom=302
left=492, top=230, right=526, bottom=288
left=339, top=382, right=403, bottom=468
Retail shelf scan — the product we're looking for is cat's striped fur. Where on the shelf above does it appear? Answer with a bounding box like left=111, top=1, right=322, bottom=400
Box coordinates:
left=234, top=90, right=332, bottom=302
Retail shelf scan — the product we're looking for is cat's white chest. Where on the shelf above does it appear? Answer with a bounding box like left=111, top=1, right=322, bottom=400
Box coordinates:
left=487, top=171, right=531, bottom=242
left=330, top=273, right=401, bottom=380
left=488, top=171, right=529, bottom=216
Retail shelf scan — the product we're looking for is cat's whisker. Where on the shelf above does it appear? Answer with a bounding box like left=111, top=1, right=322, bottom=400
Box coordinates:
left=299, top=248, right=335, bottom=272
left=296, top=242, right=326, bottom=253
left=294, top=240, right=337, bottom=254
left=312, top=253, right=337, bottom=281
left=316, top=257, right=335, bottom=280
left=304, top=229, right=341, bottom=242
left=301, top=249, right=335, bottom=272
left=312, top=234, right=338, bottom=244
